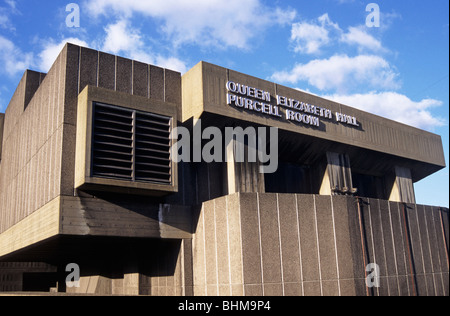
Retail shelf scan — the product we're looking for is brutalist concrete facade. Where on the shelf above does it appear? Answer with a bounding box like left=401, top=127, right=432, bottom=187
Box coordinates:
left=192, top=193, right=449, bottom=296
left=0, top=44, right=448, bottom=296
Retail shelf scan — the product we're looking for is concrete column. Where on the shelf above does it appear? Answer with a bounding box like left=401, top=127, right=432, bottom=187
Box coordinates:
left=226, top=137, right=264, bottom=194
left=123, top=264, right=140, bottom=296
left=320, top=152, right=356, bottom=196
left=388, top=166, right=416, bottom=204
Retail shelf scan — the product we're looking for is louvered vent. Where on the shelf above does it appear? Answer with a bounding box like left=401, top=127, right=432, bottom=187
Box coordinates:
left=92, top=102, right=172, bottom=185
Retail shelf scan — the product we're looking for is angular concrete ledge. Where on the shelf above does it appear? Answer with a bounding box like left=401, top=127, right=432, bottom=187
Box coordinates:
left=0, top=197, right=60, bottom=259
left=0, top=195, right=192, bottom=261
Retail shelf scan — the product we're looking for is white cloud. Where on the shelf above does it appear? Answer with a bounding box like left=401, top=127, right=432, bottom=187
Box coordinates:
left=290, top=14, right=386, bottom=54
left=0, top=35, right=33, bottom=76
left=38, top=38, right=89, bottom=72
left=84, top=0, right=296, bottom=49
left=102, top=19, right=142, bottom=55
left=271, top=54, right=400, bottom=93
left=155, top=56, right=188, bottom=74
left=291, top=22, right=328, bottom=54
left=278, top=12, right=442, bottom=131
left=0, top=0, right=19, bottom=31
left=36, top=20, right=188, bottom=76
left=4, top=0, right=18, bottom=11
left=0, top=12, right=10, bottom=29
left=101, top=19, right=187, bottom=73
left=340, top=26, right=384, bottom=52
left=290, top=13, right=341, bottom=54
left=325, top=91, right=446, bottom=131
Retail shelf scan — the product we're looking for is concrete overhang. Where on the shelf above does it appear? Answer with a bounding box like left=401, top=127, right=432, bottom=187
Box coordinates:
left=0, top=195, right=192, bottom=262
left=181, top=61, right=446, bottom=182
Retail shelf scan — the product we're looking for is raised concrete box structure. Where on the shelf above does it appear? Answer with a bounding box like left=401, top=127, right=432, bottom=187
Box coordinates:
left=0, top=44, right=448, bottom=296
left=74, top=85, right=178, bottom=195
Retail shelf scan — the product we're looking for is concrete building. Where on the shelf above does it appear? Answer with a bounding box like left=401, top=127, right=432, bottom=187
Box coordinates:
left=0, top=43, right=448, bottom=296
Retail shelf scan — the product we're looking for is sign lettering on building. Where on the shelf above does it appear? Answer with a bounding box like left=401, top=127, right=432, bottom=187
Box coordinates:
left=226, top=81, right=359, bottom=128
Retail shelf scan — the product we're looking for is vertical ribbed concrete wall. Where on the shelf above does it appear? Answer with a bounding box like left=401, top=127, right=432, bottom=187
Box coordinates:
left=0, top=43, right=181, bottom=235
left=192, top=193, right=449, bottom=296
left=0, top=63, right=64, bottom=233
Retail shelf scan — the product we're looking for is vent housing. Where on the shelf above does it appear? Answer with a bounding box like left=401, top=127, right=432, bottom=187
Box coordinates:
left=75, top=86, right=178, bottom=195
left=92, top=102, right=172, bottom=185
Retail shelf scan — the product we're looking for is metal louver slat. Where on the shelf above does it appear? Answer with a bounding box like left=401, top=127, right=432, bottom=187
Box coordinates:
left=92, top=103, right=133, bottom=180
left=91, top=102, right=172, bottom=185
left=135, top=112, right=172, bottom=184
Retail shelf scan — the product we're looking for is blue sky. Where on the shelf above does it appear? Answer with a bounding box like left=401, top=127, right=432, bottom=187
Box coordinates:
left=0, top=0, right=448, bottom=207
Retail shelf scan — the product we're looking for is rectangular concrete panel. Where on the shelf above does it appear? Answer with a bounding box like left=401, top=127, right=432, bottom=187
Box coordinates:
left=296, top=194, right=320, bottom=283
left=368, top=198, right=388, bottom=295
left=150, top=65, right=164, bottom=101
left=226, top=194, right=244, bottom=295
left=132, top=60, right=149, bottom=98
left=417, top=205, right=433, bottom=275
left=116, top=56, right=132, bottom=94
left=164, top=69, right=182, bottom=107
left=315, top=195, right=338, bottom=283
left=203, top=200, right=217, bottom=295
left=64, top=43, right=80, bottom=126
left=406, top=204, right=424, bottom=277
left=214, top=197, right=231, bottom=294
left=432, top=207, right=449, bottom=273
left=303, top=281, right=321, bottom=296
left=426, top=206, right=442, bottom=294
left=182, top=239, right=194, bottom=296
left=277, top=194, right=302, bottom=285
left=389, top=202, right=408, bottom=278
left=192, top=204, right=206, bottom=296
left=380, top=200, right=399, bottom=295
left=322, top=280, right=339, bottom=296
left=331, top=195, right=356, bottom=295
left=441, top=209, right=449, bottom=252
left=379, top=200, right=397, bottom=277
left=239, top=193, right=262, bottom=288
left=98, top=52, right=115, bottom=91
left=258, top=194, right=282, bottom=290
left=346, top=198, right=368, bottom=291
left=79, top=47, right=98, bottom=93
